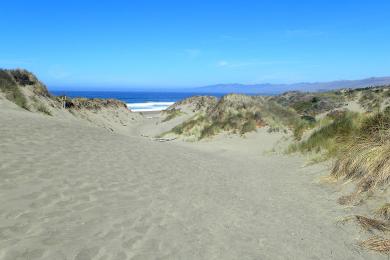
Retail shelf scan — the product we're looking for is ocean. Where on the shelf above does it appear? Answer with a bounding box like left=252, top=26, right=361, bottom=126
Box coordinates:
left=50, top=91, right=225, bottom=112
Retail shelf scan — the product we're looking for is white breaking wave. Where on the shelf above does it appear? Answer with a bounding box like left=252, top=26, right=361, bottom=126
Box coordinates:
left=127, top=102, right=175, bottom=112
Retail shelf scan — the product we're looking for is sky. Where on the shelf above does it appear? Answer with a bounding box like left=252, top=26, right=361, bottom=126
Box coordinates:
left=1, top=0, right=390, bottom=90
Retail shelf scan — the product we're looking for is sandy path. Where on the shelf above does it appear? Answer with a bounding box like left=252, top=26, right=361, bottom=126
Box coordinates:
left=0, top=106, right=383, bottom=259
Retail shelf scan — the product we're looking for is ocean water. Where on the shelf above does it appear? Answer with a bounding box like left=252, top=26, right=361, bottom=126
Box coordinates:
left=51, top=91, right=224, bottom=112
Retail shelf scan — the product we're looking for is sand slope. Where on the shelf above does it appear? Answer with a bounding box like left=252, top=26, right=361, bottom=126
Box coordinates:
left=0, top=102, right=384, bottom=259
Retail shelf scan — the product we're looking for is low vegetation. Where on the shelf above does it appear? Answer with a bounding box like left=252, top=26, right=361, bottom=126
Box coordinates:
left=271, top=90, right=347, bottom=116
left=281, top=87, right=390, bottom=254
left=352, top=215, right=390, bottom=233
left=170, top=114, right=208, bottom=138
left=360, top=236, right=390, bottom=254
left=357, top=87, right=390, bottom=112
left=164, top=94, right=314, bottom=140
left=162, top=108, right=184, bottom=122
left=339, top=210, right=390, bottom=254
left=165, top=111, right=262, bottom=140
left=36, top=104, right=52, bottom=116
left=0, top=70, right=28, bottom=109
left=288, top=111, right=361, bottom=157
left=2, top=68, right=390, bottom=254
left=289, top=108, right=390, bottom=202
left=331, top=112, right=390, bottom=198
left=165, top=86, right=390, bottom=142
left=376, top=204, right=390, bottom=221
left=199, top=111, right=263, bottom=139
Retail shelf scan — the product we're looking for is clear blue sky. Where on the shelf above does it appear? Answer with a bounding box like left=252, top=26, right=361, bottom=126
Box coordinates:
left=1, top=0, right=390, bottom=90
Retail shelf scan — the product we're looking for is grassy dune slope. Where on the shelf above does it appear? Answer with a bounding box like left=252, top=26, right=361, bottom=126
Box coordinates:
left=162, top=94, right=315, bottom=140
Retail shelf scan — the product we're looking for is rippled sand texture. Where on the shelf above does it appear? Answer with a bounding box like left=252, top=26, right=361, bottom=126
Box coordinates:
left=0, top=101, right=383, bottom=259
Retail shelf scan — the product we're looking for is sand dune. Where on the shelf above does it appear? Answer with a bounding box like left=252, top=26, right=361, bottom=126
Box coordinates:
left=0, top=100, right=384, bottom=259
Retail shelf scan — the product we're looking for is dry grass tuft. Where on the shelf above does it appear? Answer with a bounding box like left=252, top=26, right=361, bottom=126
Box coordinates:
left=376, top=204, right=390, bottom=221
left=360, top=236, right=390, bottom=254
left=318, top=175, right=338, bottom=184
left=339, top=215, right=390, bottom=233
left=337, top=194, right=362, bottom=206
left=331, top=138, right=390, bottom=194
left=329, top=112, right=390, bottom=201
left=354, top=215, right=390, bottom=233
left=37, top=104, right=52, bottom=116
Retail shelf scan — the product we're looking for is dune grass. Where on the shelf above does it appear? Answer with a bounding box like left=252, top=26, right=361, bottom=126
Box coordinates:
left=167, top=110, right=264, bottom=140
left=376, top=204, right=390, bottom=221
left=354, top=215, right=390, bottom=233
left=308, top=111, right=390, bottom=202
left=288, top=112, right=361, bottom=156
left=199, top=112, right=261, bottom=139
left=289, top=109, right=390, bottom=203
left=291, top=97, right=320, bottom=115
left=0, top=70, right=28, bottom=110
left=200, top=122, right=223, bottom=139
left=167, top=98, right=312, bottom=140
left=241, top=119, right=257, bottom=134
left=339, top=214, right=390, bottom=254
left=330, top=112, right=390, bottom=195
left=162, top=108, right=184, bottom=122
left=258, top=101, right=316, bottom=140
left=360, top=236, right=390, bottom=254
left=359, top=91, right=383, bottom=112
left=170, top=114, right=208, bottom=138
left=37, top=104, right=52, bottom=116
left=331, top=139, right=390, bottom=194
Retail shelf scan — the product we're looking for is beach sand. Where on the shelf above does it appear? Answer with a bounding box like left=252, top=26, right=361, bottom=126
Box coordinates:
left=0, top=100, right=384, bottom=259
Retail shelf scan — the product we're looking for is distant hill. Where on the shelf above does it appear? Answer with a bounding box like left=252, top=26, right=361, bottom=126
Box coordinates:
left=195, top=77, right=390, bottom=94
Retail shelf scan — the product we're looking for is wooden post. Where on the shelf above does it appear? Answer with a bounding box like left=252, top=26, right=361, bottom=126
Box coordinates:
left=61, top=96, right=66, bottom=109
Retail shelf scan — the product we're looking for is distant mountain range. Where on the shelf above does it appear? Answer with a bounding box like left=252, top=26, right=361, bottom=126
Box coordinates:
left=194, top=76, right=390, bottom=94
